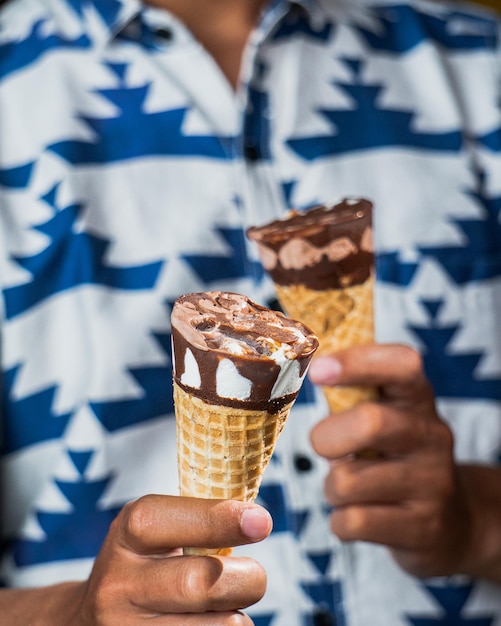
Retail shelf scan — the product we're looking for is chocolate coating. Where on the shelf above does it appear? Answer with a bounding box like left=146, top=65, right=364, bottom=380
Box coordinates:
left=247, top=198, right=374, bottom=290
left=171, top=292, right=318, bottom=410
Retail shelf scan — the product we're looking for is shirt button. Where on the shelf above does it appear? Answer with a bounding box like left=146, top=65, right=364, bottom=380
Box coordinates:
left=156, top=27, right=173, bottom=42
left=294, top=453, right=313, bottom=472
left=243, top=140, right=260, bottom=162
left=313, top=608, right=336, bottom=626
left=266, top=297, right=283, bottom=312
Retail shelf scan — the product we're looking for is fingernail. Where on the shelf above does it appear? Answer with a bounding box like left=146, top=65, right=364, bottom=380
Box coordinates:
left=241, top=506, right=272, bottom=541
left=308, top=356, right=341, bottom=383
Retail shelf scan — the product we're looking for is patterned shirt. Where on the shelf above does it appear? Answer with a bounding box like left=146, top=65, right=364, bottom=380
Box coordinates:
left=1, top=0, right=501, bottom=624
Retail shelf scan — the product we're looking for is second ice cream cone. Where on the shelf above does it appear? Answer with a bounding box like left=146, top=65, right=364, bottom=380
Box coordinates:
left=247, top=199, right=377, bottom=413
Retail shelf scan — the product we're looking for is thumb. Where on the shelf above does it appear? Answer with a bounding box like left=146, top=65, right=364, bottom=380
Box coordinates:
left=308, top=344, right=433, bottom=404
left=118, top=495, right=273, bottom=555
left=308, top=355, right=342, bottom=386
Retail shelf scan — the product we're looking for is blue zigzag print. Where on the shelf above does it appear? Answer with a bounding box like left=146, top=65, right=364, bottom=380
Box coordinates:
left=4, top=184, right=163, bottom=320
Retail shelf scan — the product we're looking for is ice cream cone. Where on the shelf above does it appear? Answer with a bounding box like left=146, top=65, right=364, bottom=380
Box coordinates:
left=247, top=198, right=376, bottom=413
left=171, top=291, right=318, bottom=555
left=274, top=276, right=376, bottom=412
left=174, top=382, right=294, bottom=555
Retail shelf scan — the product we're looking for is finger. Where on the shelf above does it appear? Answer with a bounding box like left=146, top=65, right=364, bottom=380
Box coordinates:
left=309, top=344, right=434, bottom=403
left=324, top=457, right=454, bottom=506
left=118, top=496, right=272, bottom=555
left=129, top=555, right=267, bottom=614
left=330, top=501, right=443, bottom=549
left=310, top=401, right=449, bottom=459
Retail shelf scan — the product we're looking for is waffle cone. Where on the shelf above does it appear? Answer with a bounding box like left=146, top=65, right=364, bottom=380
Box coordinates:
left=274, top=275, right=376, bottom=412
left=174, top=381, right=294, bottom=556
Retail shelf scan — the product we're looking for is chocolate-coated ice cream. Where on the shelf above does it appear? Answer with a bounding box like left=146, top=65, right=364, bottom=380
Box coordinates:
left=171, top=291, right=318, bottom=411
left=246, top=198, right=373, bottom=290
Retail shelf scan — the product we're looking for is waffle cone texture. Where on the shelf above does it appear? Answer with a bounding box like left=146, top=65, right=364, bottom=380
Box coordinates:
left=174, top=381, right=294, bottom=556
left=274, top=275, right=376, bottom=412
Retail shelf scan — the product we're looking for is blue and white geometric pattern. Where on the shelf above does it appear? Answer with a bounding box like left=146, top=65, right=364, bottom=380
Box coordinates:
left=1, top=0, right=500, bottom=624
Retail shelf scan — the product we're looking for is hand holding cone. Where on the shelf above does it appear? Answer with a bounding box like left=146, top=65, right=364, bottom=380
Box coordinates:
left=171, top=291, right=318, bottom=555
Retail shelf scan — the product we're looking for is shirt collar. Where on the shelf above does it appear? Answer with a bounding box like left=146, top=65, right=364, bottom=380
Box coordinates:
left=268, top=0, right=319, bottom=13
left=92, top=0, right=142, bottom=30
left=72, top=0, right=320, bottom=45
left=66, top=0, right=143, bottom=45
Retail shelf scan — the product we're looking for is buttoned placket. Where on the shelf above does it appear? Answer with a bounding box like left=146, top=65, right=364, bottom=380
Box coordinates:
left=237, top=10, right=344, bottom=626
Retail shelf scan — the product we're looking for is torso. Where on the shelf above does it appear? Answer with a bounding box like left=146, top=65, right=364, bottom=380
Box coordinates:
left=145, top=0, right=268, bottom=88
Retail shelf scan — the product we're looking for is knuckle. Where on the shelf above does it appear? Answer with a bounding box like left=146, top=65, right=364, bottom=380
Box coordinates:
left=331, top=507, right=367, bottom=541
left=437, top=420, right=454, bottom=451
left=330, top=512, right=346, bottom=540
left=123, top=496, right=154, bottom=543
left=180, top=558, right=266, bottom=613
left=400, top=346, right=423, bottom=381
left=181, top=558, right=222, bottom=609
left=344, top=507, right=368, bottom=536
left=359, top=403, right=385, bottom=441
left=330, top=465, right=356, bottom=500
left=310, top=420, right=332, bottom=456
